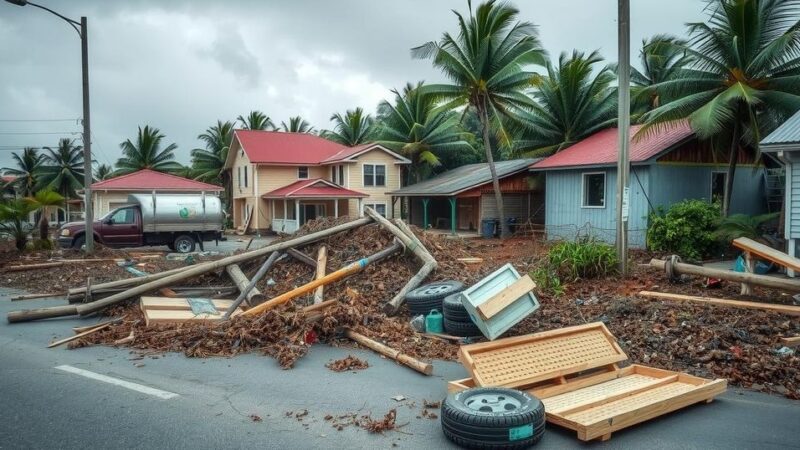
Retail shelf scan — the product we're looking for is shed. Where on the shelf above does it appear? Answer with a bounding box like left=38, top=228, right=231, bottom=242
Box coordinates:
left=761, top=110, right=800, bottom=266
left=388, top=159, right=543, bottom=235
left=531, top=123, right=767, bottom=248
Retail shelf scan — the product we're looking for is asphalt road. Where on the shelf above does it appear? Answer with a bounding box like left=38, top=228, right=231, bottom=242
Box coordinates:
left=1, top=291, right=799, bottom=449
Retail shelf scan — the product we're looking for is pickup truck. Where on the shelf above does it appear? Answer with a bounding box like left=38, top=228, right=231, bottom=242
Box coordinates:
left=58, top=193, right=224, bottom=253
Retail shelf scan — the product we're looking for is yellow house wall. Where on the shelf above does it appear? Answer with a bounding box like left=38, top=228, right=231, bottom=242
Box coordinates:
left=346, top=149, right=403, bottom=217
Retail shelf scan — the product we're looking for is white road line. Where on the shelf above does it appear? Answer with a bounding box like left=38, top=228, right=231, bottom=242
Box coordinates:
left=55, top=365, right=179, bottom=400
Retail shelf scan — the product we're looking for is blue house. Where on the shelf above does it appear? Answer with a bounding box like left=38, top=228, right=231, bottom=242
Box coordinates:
left=530, top=122, right=767, bottom=248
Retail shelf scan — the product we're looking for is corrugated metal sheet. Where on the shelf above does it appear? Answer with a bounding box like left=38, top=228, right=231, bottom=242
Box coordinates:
left=762, top=110, right=800, bottom=147
left=481, top=194, right=526, bottom=219
left=389, top=159, right=540, bottom=196
left=791, top=166, right=800, bottom=238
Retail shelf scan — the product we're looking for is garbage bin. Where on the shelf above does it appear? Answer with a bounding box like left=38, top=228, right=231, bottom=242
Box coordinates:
left=481, top=218, right=497, bottom=238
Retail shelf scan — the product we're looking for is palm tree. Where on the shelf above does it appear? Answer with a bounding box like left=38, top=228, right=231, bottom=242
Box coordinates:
left=280, top=116, right=315, bottom=133
left=116, top=125, right=183, bottom=175
left=1, top=147, right=42, bottom=197
left=0, top=198, right=37, bottom=251
left=26, top=189, right=63, bottom=241
left=191, top=120, right=234, bottom=208
left=375, top=82, right=474, bottom=183
left=322, top=107, right=375, bottom=146
left=237, top=110, right=274, bottom=130
left=94, top=163, right=114, bottom=181
left=40, top=138, right=84, bottom=221
left=412, top=0, right=546, bottom=236
left=639, top=0, right=800, bottom=216
left=511, top=50, right=617, bottom=157
left=631, top=35, right=692, bottom=116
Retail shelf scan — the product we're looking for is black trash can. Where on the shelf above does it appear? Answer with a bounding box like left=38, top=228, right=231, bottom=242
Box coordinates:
left=481, top=218, right=497, bottom=238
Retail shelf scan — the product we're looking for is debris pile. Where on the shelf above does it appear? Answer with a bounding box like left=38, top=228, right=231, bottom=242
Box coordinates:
left=326, top=355, right=369, bottom=372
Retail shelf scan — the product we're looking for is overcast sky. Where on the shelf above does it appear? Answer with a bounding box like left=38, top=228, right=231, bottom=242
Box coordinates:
left=0, top=0, right=706, bottom=170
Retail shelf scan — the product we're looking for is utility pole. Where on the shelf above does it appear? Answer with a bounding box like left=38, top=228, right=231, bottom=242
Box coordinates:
left=615, top=0, right=630, bottom=274
left=5, top=0, right=94, bottom=253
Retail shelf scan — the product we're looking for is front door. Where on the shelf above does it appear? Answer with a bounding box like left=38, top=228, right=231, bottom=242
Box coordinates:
left=299, top=204, right=326, bottom=225
left=101, top=207, right=141, bottom=246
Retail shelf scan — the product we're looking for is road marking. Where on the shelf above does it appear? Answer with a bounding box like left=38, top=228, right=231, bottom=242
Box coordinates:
left=55, top=365, right=179, bottom=400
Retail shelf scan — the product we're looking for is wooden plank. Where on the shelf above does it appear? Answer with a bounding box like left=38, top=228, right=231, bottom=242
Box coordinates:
left=476, top=274, right=536, bottom=320
left=781, top=336, right=800, bottom=348
left=144, top=308, right=241, bottom=326
left=733, top=237, right=800, bottom=273
left=287, top=248, right=317, bottom=268
left=531, top=366, right=631, bottom=399
left=72, top=317, right=123, bottom=334
left=741, top=251, right=754, bottom=295
left=140, top=297, right=234, bottom=311
left=550, top=375, right=680, bottom=416
left=313, top=246, right=327, bottom=304
left=638, top=291, right=800, bottom=316
left=48, top=323, right=113, bottom=348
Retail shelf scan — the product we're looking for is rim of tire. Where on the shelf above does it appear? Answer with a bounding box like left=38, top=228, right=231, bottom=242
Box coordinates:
left=463, top=392, right=522, bottom=413
left=176, top=237, right=193, bottom=253
left=418, top=284, right=455, bottom=296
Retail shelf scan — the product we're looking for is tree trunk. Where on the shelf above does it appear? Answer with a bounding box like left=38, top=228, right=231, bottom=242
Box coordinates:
left=39, top=208, right=49, bottom=241
left=723, top=123, right=740, bottom=217
left=477, top=99, right=509, bottom=237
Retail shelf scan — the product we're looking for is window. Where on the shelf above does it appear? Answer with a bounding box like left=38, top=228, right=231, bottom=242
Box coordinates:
left=582, top=172, right=605, bottom=208
left=109, top=208, right=135, bottom=225
left=243, top=166, right=248, bottom=188
left=711, top=172, right=727, bottom=204
left=331, top=165, right=345, bottom=186
left=363, top=164, right=386, bottom=187
left=237, top=167, right=242, bottom=189
left=364, top=203, right=387, bottom=217
left=298, top=166, right=309, bottom=179
left=339, top=165, right=345, bottom=186
left=330, top=166, right=337, bottom=184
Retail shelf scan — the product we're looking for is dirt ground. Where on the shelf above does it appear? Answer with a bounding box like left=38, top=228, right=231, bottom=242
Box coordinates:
left=2, top=218, right=798, bottom=400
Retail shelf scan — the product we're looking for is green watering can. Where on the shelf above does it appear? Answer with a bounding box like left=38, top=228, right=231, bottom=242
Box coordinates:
left=425, top=309, right=444, bottom=333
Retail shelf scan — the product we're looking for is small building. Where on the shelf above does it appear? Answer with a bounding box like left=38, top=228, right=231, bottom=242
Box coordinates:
left=223, top=130, right=410, bottom=234
left=86, top=169, right=223, bottom=217
left=531, top=122, right=767, bottom=248
left=761, top=110, right=800, bottom=264
left=388, top=159, right=543, bottom=234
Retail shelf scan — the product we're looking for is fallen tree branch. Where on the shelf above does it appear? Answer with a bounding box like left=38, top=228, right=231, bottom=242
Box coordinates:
left=344, top=328, right=433, bottom=375
left=638, top=291, right=800, bottom=316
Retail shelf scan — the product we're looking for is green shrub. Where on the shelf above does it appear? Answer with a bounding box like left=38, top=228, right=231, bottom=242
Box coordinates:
left=713, top=212, right=779, bottom=243
left=533, top=238, right=618, bottom=296
left=647, top=200, right=720, bottom=261
left=28, top=239, right=54, bottom=251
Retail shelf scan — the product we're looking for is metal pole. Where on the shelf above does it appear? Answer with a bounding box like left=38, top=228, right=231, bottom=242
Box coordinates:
left=615, top=0, right=630, bottom=274
left=80, top=16, right=94, bottom=253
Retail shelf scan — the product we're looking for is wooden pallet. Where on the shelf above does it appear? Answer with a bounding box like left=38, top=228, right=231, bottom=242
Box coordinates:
left=450, top=323, right=726, bottom=442
left=140, top=297, right=241, bottom=327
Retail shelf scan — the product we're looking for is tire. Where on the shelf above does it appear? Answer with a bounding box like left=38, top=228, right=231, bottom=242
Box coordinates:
left=173, top=234, right=196, bottom=253
left=443, top=293, right=472, bottom=322
left=167, top=243, right=176, bottom=251
left=72, top=235, right=85, bottom=250
left=441, top=387, right=545, bottom=449
left=444, top=317, right=482, bottom=337
left=406, top=281, right=464, bottom=316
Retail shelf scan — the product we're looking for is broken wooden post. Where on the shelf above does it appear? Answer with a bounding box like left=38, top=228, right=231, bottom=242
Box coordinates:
left=638, top=291, right=800, bottom=316
left=649, top=258, right=800, bottom=292
left=67, top=264, right=193, bottom=302
left=48, top=321, right=114, bottom=348
left=84, top=277, right=94, bottom=303
left=741, top=252, right=754, bottom=295
left=225, top=264, right=265, bottom=306
left=243, top=241, right=403, bottom=317
left=287, top=248, right=317, bottom=268
left=313, top=246, right=327, bottom=304
left=344, top=328, right=433, bottom=375
left=8, top=217, right=372, bottom=323
left=222, top=251, right=281, bottom=319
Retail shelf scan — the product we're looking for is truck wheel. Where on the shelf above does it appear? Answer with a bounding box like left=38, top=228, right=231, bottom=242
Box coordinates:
left=173, top=235, right=196, bottom=253
left=72, top=235, right=85, bottom=250
left=167, top=243, right=176, bottom=251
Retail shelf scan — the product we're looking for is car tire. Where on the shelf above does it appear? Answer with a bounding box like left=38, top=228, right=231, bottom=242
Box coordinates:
left=406, top=281, right=464, bottom=316
left=441, top=387, right=545, bottom=449
left=173, top=235, right=196, bottom=253
left=167, top=242, right=176, bottom=251
left=72, top=235, right=85, bottom=250
left=444, top=317, right=482, bottom=337
left=443, top=293, right=472, bottom=322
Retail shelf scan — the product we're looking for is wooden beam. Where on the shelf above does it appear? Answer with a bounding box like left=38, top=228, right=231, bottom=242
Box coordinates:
left=139, top=297, right=234, bottom=311
left=223, top=251, right=281, bottom=319
left=48, top=322, right=113, bottom=348
left=313, top=246, right=327, bottom=304
left=287, top=248, right=317, bottom=268
left=649, top=258, right=800, bottom=292
left=72, top=317, right=123, bottom=334
left=638, top=291, right=800, bottom=316
left=225, top=264, right=264, bottom=306
left=344, top=328, right=433, bottom=375
left=476, top=274, right=536, bottom=320
left=733, top=237, right=800, bottom=273
left=780, top=336, right=800, bottom=348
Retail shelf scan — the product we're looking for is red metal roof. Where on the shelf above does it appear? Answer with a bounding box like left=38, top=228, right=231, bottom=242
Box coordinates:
left=531, top=122, right=694, bottom=170
left=262, top=179, right=368, bottom=198
left=1, top=175, right=16, bottom=183
left=321, top=143, right=375, bottom=163
left=90, top=169, right=223, bottom=191
left=234, top=130, right=349, bottom=165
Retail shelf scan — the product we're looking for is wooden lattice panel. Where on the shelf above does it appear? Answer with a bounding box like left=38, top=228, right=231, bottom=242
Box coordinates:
left=459, top=323, right=627, bottom=388
left=542, top=374, right=658, bottom=414
left=564, top=381, right=697, bottom=424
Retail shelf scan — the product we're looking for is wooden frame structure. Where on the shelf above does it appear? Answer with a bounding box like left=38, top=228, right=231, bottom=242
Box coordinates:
left=141, top=297, right=241, bottom=327
left=733, top=237, right=800, bottom=291
left=448, top=323, right=726, bottom=441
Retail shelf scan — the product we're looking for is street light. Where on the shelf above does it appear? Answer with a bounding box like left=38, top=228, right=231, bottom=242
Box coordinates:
left=5, top=0, right=95, bottom=254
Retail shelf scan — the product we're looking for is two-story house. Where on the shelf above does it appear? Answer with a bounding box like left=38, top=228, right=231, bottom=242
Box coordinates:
left=223, top=130, right=410, bottom=234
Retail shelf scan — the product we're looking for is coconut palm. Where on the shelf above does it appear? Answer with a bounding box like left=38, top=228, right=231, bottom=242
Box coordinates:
left=116, top=125, right=183, bottom=175
left=412, top=0, right=546, bottom=236
left=1, top=147, right=43, bottom=198
left=26, top=189, right=63, bottom=241
left=631, top=35, right=692, bottom=116
left=511, top=50, right=617, bottom=157
left=639, top=0, right=800, bottom=216
left=237, top=110, right=274, bottom=131
left=93, top=163, right=114, bottom=181
left=322, top=107, right=375, bottom=146
left=0, top=198, right=37, bottom=251
left=191, top=120, right=234, bottom=208
left=39, top=138, right=84, bottom=221
left=375, top=82, right=474, bottom=183
left=280, top=116, right=315, bottom=133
